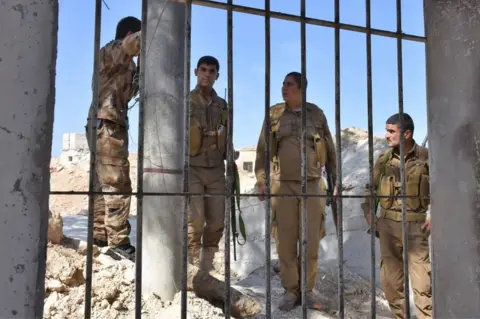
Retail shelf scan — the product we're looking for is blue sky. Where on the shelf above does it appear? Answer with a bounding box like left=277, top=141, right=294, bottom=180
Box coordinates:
left=53, top=0, right=426, bottom=156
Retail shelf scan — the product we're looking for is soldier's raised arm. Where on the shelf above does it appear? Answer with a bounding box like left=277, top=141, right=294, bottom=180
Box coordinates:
left=121, top=30, right=141, bottom=57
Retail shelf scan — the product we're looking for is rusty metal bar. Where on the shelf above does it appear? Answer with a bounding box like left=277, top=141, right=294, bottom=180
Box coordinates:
left=84, top=0, right=102, bottom=317
left=50, top=190, right=425, bottom=199
left=334, top=0, right=345, bottom=317
left=169, top=0, right=425, bottom=42
left=224, top=0, right=234, bottom=317
left=300, top=0, right=308, bottom=317
left=395, top=0, right=410, bottom=317
left=365, top=0, right=377, bottom=317
left=134, top=1, right=148, bottom=318
left=264, top=0, right=272, bottom=317
left=181, top=1, right=192, bottom=318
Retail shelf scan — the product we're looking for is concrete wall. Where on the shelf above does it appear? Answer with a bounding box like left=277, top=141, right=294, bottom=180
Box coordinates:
left=425, top=1, right=480, bottom=317
left=0, top=1, right=58, bottom=317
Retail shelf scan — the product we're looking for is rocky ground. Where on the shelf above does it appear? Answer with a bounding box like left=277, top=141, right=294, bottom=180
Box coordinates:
left=44, top=234, right=393, bottom=319
left=46, top=127, right=395, bottom=318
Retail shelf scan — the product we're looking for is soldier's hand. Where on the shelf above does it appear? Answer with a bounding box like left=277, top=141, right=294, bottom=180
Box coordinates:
left=421, top=218, right=431, bottom=232
left=257, top=183, right=266, bottom=201
left=333, top=185, right=339, bottom=197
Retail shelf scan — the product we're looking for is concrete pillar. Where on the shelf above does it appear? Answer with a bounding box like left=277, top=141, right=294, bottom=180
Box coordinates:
left=141, top=0, right=185, bottom=300
left=0, top=1, right=58, bottom=318
left=424, top=1, right=480, bottom=317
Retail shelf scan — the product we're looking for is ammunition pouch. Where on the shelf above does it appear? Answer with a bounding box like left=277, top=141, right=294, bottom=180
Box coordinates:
left=379, top=175, right=395, bottom=209
left=216, top=124, right=226, bottom=157
left=313, top=133, right=327, bottom=167
left=189, top=118, right=203, bottom=156
left=406, top=163, right=430, bottom=210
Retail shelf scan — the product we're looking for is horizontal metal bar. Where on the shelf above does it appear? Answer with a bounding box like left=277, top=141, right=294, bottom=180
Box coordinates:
left=50, top=190, right=428, bottom=199
left=170, top=0, right=425, bottom=43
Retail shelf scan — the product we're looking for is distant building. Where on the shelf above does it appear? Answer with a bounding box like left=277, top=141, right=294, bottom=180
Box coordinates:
left=60, top=132, right=89, bottom=165
left=235, top=146, right=256, bottom=176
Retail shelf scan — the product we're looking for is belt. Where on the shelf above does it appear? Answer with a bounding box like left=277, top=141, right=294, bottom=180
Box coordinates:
left=381, top=210, right=426, bottom=222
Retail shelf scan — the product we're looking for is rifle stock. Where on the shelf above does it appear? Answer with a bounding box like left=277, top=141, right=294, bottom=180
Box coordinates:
left=325, top=168, right=338, bottom=236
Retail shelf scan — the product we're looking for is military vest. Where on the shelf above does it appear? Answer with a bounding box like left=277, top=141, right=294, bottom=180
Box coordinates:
left=188, top=90, right=228, bottom=168
left=268, top=103, right=327, bottom=168
left=377, top=145, right=430, bottom=212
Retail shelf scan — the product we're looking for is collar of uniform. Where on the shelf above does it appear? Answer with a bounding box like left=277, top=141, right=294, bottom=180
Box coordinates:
left=392, top=140, right=418, bottom=159
left=284, top=102, right=313, bottom=112
left=193, top=85, right=218, bottom=100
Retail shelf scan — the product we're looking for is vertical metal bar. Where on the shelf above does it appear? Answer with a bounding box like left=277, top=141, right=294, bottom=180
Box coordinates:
left=365, top=0, right=376, bottom=317
left=300, top=0, right=308, bottom=318
left=134, top=1, right=148, bottom=318
left=334, top=0, right=345, bottom=317
left=264, top=0, right=272, bottom=317
left=225, top=0, right=234, bottom=317
left=396, top=0, right=410, bottom=318
left=85, top=1, right=102, bottom=317
left=181, top=0, right=192, bottom=318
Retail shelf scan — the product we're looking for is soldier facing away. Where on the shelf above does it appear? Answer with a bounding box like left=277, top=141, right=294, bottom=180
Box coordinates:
left=85, top=16, right=141, bottom=261
left=254, top=72, right=338, bottom=312
left=187, top=56, right=228, bottom=272
left=361, top=113, right=432, bottom=318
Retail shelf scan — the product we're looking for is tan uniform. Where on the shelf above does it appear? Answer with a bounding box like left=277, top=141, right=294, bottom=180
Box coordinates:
left=362, top=143, right=432, bottom=319
left=85, top=31, right=141, bottom=247
left=255, top=102, right=337, bottom=296
left=187, top=86, right=228, bottom=269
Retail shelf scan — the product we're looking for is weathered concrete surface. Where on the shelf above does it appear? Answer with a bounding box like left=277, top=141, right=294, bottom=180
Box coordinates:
left=142, top=0, right=186, bottom=300
left=0, top=1, right=58, bottom=318
left=425, top=0, right=480, bottom=317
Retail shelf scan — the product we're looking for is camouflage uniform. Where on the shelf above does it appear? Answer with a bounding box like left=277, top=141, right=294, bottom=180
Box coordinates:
left=187, top=86, right=228, bottom=271
left=255, top=102, right=337, bottom=307
left=361, top=142, right=432, bottom=319
left=85, top=31, right=141, bottom=248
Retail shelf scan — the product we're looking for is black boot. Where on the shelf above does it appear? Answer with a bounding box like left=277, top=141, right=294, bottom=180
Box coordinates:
left=107, top=243, right=136, bottom=262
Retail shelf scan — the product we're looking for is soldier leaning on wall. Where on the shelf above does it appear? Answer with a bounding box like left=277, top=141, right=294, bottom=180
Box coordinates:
left=85, top=16, right=142, bottom=262
left=187, top=56, right=230, bottom=273
left=361, top=113, right=432, bottom=319
left=254, top=72, right=338, bottom=312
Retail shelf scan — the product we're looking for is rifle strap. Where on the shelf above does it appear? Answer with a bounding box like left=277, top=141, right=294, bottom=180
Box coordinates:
left=232, top=162, right=247, bottom=245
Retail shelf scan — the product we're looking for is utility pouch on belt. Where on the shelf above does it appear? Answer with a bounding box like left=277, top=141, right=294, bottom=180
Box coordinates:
left=313, top=133, right=327, bottom=167
left=189, top=118, right=203, bottom=156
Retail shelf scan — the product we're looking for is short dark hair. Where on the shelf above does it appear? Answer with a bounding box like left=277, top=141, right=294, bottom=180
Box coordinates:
left=196, top=56, right=220, bottom=72
left=386, top=112, right=414, bottom=133
left=115, top=16, right=141, bottom=40
left=286, top=71, right=308, bottom=89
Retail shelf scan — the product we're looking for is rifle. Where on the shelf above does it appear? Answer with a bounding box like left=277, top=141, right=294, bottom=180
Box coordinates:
left=225, top=88, right=246, bottom=261
left=231, top=161, right=247, bottom=261
left=325, top=167, right=338, bottom=236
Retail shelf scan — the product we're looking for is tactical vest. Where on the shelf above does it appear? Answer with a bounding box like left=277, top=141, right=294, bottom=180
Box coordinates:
left=189, top=96, right=228, bottom=159
left=268, top=103, right=327, bottom=168
left=377, top=146, right=430, bottom=212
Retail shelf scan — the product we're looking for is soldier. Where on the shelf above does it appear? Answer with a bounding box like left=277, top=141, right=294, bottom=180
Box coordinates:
left=187, top=56, right=228, bottom=272
left=254, top=72, right=337, bottom=311
left=361, top=113, right=432, bottom=318
left=85, top=16, right=141, bottom=261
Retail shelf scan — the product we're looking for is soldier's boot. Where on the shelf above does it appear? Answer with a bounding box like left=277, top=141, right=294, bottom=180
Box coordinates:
left=305, top=290, right=323, bottom=311
left=188, top=247, right=201, bottom=268
left=278, top=291, right=299, bottom=312
left=199, top=247, right=217, bottom=273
